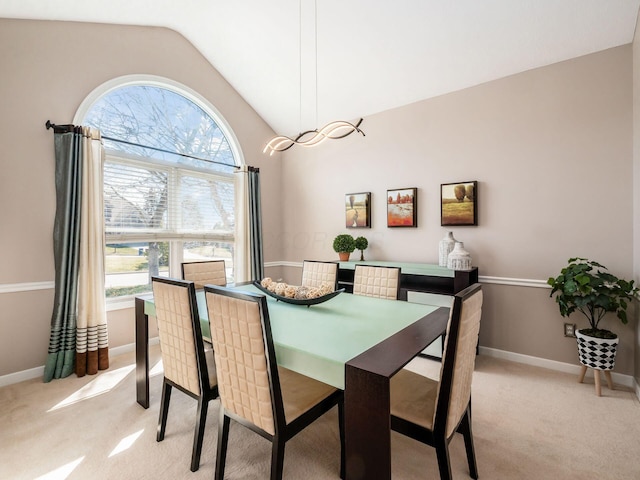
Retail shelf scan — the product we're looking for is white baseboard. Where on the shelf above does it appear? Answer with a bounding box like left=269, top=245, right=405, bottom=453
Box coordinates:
left=479, top=346, right=635, bottom=389
left=0, top=337, right=159, bottom=388
left=0, top=365, right=46, bottom=388
left=2, top=340, right=638, bottom=402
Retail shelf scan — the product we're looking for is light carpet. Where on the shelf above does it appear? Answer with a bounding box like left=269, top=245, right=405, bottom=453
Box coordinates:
left=1, top=345, right=639, bottom=479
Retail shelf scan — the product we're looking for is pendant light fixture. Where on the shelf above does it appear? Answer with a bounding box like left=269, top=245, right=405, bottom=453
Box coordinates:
left=263, top=0, right=365, bottom=156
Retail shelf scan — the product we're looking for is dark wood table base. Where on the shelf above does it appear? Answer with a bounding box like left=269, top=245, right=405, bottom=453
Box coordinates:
left=135, top=293, right=449, bottom=480
left=345, top=307, right=449, bottom=480
left=135, top=294, right=152, bottom=408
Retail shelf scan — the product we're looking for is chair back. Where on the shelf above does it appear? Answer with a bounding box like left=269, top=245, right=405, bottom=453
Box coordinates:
left=434, top=283, right=483, bottom=438
left=353, top=265, right=400, bottom=300
left=182, top=260, right=227, bottom=289
left=204, top=286, right=284, bottom=436
left=151, top=276, right=211, bottom=396
left=301, top=260, right=338, bottom=290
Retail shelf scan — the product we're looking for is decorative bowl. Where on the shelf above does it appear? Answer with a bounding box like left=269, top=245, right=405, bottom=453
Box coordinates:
left=252, top=281, right=344, bottom=306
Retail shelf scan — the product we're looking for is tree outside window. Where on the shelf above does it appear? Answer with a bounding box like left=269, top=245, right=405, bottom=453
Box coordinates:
left=83, top=84, right=238, bottom=297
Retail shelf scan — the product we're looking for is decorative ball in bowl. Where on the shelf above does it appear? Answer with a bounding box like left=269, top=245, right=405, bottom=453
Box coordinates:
left=253, top=278, right=344, bottom=306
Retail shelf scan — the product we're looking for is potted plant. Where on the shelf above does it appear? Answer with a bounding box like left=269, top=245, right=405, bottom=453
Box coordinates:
left=547, top=257, right=639, bottom=377
left=354, top=236, right=368, bottom=261
left=333, top=234, right=356, bottom=261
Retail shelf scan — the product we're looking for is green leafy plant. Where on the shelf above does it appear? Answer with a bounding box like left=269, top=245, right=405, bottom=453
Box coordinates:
left=354, top=236, right=368, bottom=261
left=547, top=257, right=639, bottom=338
left=333, top=234, right=356, bottom=253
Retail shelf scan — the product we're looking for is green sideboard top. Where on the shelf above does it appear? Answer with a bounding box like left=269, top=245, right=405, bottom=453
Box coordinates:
left=338, top=260, right=459, bottom=277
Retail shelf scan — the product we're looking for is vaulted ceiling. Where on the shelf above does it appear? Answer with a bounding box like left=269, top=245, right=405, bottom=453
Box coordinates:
left=2, top=0, right=639, bottom=135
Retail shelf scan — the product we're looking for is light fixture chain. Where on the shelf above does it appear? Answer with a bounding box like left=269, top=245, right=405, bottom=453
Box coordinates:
left=262, top=0, right=365, bottom=155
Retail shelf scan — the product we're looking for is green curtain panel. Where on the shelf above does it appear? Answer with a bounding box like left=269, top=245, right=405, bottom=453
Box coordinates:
left=44, top=130, right=83, bottom=382
left=248, top=167, right=264, bottom=281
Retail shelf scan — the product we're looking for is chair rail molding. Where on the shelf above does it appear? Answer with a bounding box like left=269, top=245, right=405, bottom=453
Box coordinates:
left=479, top=275, right=549, bottom=289
left=0, top=281, right=55, bottom=294
left=0, top=267, right=549, bottom=300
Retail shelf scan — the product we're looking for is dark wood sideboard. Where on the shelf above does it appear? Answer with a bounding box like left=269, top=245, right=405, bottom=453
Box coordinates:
left=337, top=260, right=479, bottom=359
left=336, top=261, right=478, bottom=301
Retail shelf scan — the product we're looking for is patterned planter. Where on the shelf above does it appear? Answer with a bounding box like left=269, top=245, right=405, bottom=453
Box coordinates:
left=576, top=329, right=619, bottom=371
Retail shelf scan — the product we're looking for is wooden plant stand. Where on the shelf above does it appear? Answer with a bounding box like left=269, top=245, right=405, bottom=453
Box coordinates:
left=578, top=365, right=614, bottom=396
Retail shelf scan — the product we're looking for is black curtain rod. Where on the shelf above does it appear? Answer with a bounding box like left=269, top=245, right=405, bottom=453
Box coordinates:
left=45, top=120, right=78, bottom=134
left=45, top=120, right=240, bottom=170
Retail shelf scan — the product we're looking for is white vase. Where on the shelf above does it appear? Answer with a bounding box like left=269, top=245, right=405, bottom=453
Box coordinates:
left=447, top=242, right=472, bottom=270
left=438, top=232, right=457, bottom=267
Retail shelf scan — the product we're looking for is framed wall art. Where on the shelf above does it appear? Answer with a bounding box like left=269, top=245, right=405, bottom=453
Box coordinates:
left=387, top=188, right=417, bottom=227
left=345, top=192, right=371, bottom=228
left=441, top=181, right=477, bottom=226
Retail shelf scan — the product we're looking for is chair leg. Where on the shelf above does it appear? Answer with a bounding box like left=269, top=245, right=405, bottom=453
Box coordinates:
left=215, top=410, right=231, bottom=480
left=270, top=437, right=286, bottom=480
left=459, top=408, right=478, bottom=479
left=190, top=397, right=209, bottom=472
left=338, top=401, right=345, bottom=479
left=434, top=439, right=453, bottom=480
left=157, top=380, right=172, bottom=442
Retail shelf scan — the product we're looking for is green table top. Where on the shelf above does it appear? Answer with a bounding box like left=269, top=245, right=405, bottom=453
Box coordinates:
left=338, top=260, right=456, bottom=277
left=144, top=284, right=441, bottom=389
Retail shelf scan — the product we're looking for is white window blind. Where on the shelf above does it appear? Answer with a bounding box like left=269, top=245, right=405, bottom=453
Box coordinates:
left=104, top=154, right=235, bottom=243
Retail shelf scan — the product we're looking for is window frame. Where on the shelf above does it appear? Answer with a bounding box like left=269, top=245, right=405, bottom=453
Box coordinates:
left=75, top=75, right=244, bottom=309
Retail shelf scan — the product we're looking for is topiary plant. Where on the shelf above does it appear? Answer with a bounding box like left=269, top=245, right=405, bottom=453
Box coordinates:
left=354, top=236, right=368, bottom=261
left=333, top=234, right=356, bottom=261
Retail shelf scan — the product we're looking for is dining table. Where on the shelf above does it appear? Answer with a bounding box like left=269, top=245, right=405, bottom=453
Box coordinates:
left=135, top=282, right=450, bottom=480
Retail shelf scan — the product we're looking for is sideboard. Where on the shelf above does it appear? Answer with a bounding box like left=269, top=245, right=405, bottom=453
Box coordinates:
left=337, top=260, right=479, bottom=359
left=337, top=260, right=478, bottom=301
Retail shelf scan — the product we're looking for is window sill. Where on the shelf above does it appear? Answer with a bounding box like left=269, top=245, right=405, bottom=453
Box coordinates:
left=106, top=296, right=136, bottom=312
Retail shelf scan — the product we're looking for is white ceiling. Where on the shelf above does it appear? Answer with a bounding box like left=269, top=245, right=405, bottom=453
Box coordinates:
left=2, top=0, right=639, bottom=136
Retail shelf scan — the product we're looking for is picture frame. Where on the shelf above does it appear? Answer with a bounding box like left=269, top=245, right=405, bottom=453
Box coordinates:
left=441, top=181, right=478, bottom=226
left=345, top=192, right=371, bottom=228
left=387, top=188, right=417, bottom=227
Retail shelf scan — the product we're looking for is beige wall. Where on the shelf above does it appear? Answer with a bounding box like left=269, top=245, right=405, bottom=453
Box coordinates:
left=0, top=19, right=281, bottom=376
left=280, top=46, right=636, bottom=374
left=1, top=19, right=638, bottom=381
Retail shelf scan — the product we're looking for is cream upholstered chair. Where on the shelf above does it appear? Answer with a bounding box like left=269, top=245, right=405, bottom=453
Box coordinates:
left=390, top=283, right=483, bottom=480
left=181, top=260, right=226, bottom=289
left=352, top=264, right=400, bottom=300
left=204, top=285, right=345, bottom=480
left=151, top=276, right=219, bottom=472
left=301, top=260, right=338, bottom=290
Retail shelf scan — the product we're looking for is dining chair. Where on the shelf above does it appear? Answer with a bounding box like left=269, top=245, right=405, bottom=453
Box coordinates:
left=204, top=285, right=345, bottom=480
left=181, top=259, right=227, bottom=289
left=352, top=264, right=400, bottom=300
left=390, top=283, right=483, bottom=480
left=151, top=276, right=219, bottom=472
left=301, top=260, right=338, bottom=290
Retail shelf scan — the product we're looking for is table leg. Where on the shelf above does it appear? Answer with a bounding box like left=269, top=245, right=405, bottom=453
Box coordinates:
left=343, top=306, right=449, bottom=480
left=345, top=366, right=391, bottom=480
left=135, top=296, right=150, bottom=409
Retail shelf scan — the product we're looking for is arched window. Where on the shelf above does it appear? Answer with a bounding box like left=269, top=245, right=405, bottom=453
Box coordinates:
left=77, top=76, right=243, bottom=299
